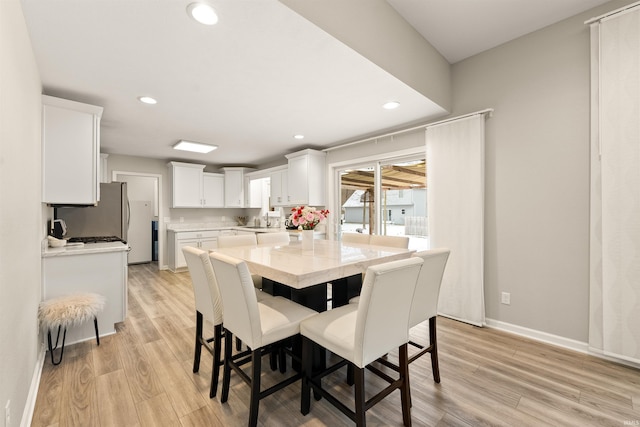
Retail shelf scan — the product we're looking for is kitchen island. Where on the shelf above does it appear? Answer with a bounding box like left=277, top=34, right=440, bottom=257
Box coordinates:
left=42, top=241, right=129, bottom=344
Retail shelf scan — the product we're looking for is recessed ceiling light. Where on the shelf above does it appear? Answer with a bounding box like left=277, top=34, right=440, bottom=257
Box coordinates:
left=173, top=140, right=218, bottom=153
left=138, top=96, right=157, bottom=105
left=294, top=134, right=305, bottom=140
left=187, top=3, right=218, bottom=25
left=383, top=101, right=400, bottom=110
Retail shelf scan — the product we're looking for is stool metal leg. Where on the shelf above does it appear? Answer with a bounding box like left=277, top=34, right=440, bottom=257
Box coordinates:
left=94, top=316, right=100, bottom=346
left=47, top=326, right=67, bottom=366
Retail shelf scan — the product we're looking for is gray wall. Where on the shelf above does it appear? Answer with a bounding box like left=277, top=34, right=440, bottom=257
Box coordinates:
left=449, top=0, right=636, bottom=342
left=326, top=0, right=637, bottom=343
left=0, top=0, right=43, bottom=422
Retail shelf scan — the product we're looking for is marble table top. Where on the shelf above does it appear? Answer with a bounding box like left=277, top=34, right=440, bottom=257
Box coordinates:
left=212, top=239, right=414, bottom=289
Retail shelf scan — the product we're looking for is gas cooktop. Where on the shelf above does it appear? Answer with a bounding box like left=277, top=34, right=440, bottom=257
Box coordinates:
left=67, top=236, right=126, bottom=244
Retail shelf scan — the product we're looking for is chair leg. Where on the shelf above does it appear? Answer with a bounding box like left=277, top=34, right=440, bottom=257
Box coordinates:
left=94, top=317, right=100, bottom=346
left=347, top=364, right=354, bottom=386
left=236, top=336, right=242, bottom=351
left=300, top=336, right=313, bottom=415
left=399, top=344, right=412, bottom=426
left=193, top=311, right=203, bottom=373
left=221, top=328, right=233, bottom=403
left=429, top=316, right=440, bottom=384
left=249, top=348, right=262, bottom=427
left=354, top=366, right=366, bottom=427
left=210, top=323, right=223, bottom=398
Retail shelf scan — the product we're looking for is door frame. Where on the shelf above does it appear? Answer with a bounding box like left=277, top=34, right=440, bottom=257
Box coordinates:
left=112, top=170, right=163, bottom=268
left=327, top=147, right=423, bottom=240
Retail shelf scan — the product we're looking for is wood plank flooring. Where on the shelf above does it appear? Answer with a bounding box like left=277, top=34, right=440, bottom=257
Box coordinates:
left=31, top=263, right=640, bottom=426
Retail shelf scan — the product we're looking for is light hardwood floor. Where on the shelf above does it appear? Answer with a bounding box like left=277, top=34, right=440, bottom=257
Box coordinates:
left=32, top=263, right=640, bottom=426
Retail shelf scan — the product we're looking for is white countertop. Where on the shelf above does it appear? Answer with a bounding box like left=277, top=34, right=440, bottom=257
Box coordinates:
left=42, top=241, right=129, bottom=258
left=214, top=240, right=412, bottom=289
left=166, top=223, right=316, bottom=234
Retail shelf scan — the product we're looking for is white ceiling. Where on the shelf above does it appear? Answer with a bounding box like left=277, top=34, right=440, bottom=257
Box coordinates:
left=20, top=0, right=611, bottom=167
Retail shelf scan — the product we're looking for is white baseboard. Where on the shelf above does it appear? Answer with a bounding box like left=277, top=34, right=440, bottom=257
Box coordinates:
left=20, top=344, right=45, bottom=427
left=484, top=317, right=589, bottom=354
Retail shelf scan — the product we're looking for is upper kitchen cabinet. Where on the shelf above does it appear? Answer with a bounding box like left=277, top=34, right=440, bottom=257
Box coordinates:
left=222, top=167, right=254, bottom=208
left=270, top=167, right=289, bottom=206
left=286, top=149, right=326, bottom=206
left=202, top=172, right=224, bottom=208
left=168, top=162, right=224, bottom=208
left=168, top=162, right=204, bottom=208
left=42, top=95, right=103, bottom=205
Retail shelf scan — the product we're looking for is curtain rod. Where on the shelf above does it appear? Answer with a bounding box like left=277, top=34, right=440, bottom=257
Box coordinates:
left=322, top=108, right=493, bottom=153
left=585, top=0, right=640, bottom=24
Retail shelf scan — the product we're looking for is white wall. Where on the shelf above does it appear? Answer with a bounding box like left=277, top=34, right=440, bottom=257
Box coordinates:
left=0, top=0, right=43, bottom=424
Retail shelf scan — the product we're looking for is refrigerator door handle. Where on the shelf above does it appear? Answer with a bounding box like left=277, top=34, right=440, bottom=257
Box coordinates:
left=127, top=199, right=131, bottom=230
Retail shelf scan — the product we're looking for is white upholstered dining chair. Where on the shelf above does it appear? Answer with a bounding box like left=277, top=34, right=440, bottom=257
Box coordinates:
left=300, top=256, right=424, bottom=427
left=209, top=251, right=317, bottom=427
left=216, top=233, right=267, bottom=298
left=368, top=234, right=410, bottom=248
left=182, top=246, right=224, bottom=398
left=256, top=231, right=290, bottom=245
left=341, top=233, right=371, bottom=245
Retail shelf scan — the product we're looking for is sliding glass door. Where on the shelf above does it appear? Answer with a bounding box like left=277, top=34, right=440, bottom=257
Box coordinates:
left=338, top=156, right=428, bottom=250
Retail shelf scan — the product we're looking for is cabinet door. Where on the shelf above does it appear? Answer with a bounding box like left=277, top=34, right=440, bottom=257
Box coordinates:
left=176, top=239, right=199, bottom=269
left=42, top=101, right=100, bottom=204
left=203, top=173, right=224, bottom=207
left=270, top=170, right=289, bottom=206
left=200, top=238, right=218, bottom=251
left=248, top=178, right=263, bottom=208
left=287, top=156, right=307, bottom=206
left=172, top=165, right=203, bottom=208
left=224, top=169, right=244, bottom=207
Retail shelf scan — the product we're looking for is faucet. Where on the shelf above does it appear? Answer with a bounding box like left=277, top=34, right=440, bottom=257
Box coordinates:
left=263, top=214, right=271, bottom=228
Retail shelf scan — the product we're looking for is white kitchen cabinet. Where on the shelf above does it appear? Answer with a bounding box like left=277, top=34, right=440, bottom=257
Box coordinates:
left=168, top=162, right=224, bottom=208
left=270, top=169, right=289, bottom=206
left=286, top=149, right=326, bottom=206
left=168, top=230, right=219, bottom=272
left=222, top=167, right=254, bottom=208
left=42, top=95, right=103, bottom=205
left=42, top=243, right=128, bottom=344
left=203, top=173, right=224, bottom=207
left=168, top=162, right=204, bottom=208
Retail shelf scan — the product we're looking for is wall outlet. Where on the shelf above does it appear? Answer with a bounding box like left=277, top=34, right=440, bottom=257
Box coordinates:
left=5, top=400, right=10, bottom=427
left=501, top=292, right=511, bottom=305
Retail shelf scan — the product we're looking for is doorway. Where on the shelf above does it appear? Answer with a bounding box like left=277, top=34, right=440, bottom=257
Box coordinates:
left=113, top=171, right=162, bottom=266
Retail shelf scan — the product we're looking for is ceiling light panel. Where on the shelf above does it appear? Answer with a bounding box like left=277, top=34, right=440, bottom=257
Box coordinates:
left=173, top=140, right=218, bottom=153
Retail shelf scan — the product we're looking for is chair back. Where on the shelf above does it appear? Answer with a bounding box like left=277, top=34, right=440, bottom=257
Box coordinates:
left=354, top=257, right=423, bottom=367
left=209, top=252, right=262, bottom=348
left=409, top=249, right=450, bottom=328
left=341, top=233, right=371, bottom=245
left=257, top=232, right=290, bottom=245
left=217, top=234, right=258, bottom=248
left=369, top=235, right=410, bottom=248
left=182, top=246, right=223, bottom=326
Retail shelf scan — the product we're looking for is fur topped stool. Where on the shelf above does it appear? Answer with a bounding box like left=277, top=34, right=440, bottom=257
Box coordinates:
left=38, top=293, right=106, bottom=365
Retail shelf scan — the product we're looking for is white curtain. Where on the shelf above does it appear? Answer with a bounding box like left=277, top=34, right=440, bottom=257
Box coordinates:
left=426, top=114, right=485, bottom=326
left=589, top=5, right=640, bottom=364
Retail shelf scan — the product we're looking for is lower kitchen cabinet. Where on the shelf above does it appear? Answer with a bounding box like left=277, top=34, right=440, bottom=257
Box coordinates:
left=168, top=230, right=220, bottom=272
left=42, top=243, right=128, bottom=344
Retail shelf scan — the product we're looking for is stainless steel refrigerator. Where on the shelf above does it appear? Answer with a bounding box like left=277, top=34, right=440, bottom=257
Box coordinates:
left=56, top=182, right=129, bottom=241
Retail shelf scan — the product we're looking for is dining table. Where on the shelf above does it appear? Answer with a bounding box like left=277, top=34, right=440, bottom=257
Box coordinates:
left=212, top=238, right=415, bottom=372
left=212, top=238, right=415, bottom=312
